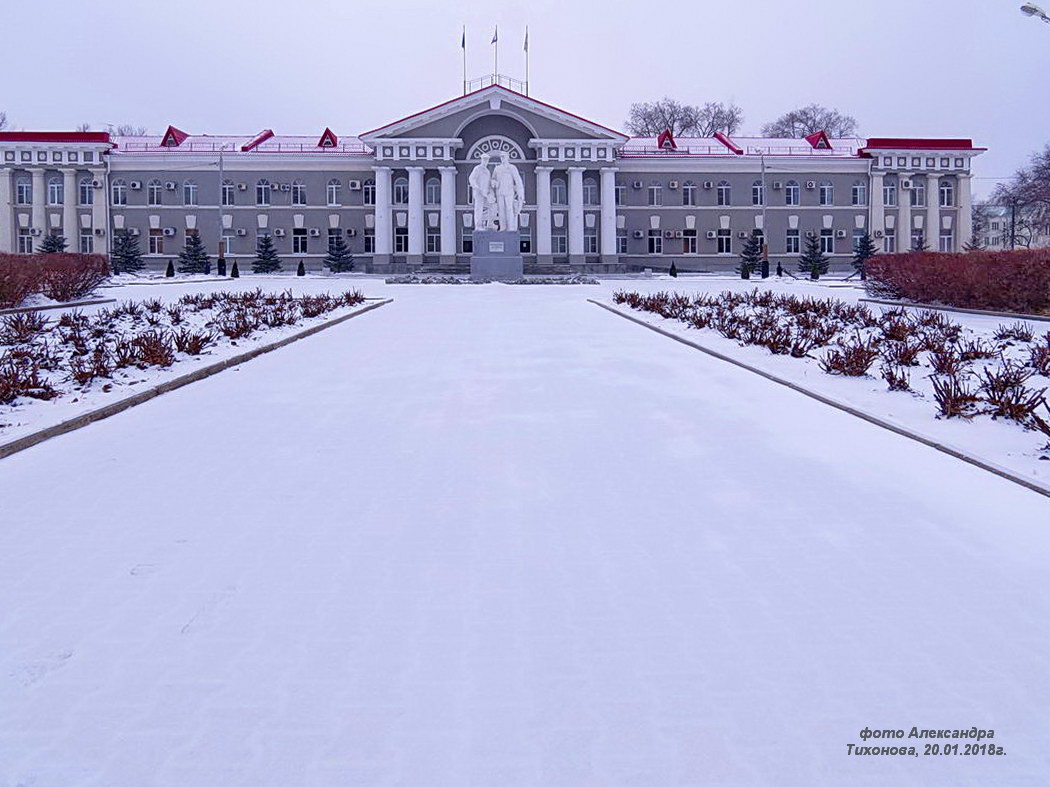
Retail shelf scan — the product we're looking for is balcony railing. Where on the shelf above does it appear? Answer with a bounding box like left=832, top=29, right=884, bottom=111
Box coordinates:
left=115, top=142, right=372, bottom=155
left=464, top=73, right=528, bottom=95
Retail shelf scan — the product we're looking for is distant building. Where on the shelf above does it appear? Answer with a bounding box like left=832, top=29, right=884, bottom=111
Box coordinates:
left=0, top=78, right=985, bottom=272
left=979, top=203, right=1050, bottom=250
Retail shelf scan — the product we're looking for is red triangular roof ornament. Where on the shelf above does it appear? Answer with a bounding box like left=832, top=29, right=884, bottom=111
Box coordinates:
left=657, top=129, right=677, bottom=150
left=318, top=127, right=338, bottom=148
left=805, top=130, right=832, bottom=150
left=160, top=125, right=189, bottom=147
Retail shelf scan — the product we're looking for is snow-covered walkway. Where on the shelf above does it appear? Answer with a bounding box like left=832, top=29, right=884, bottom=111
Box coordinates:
left=2, top=283, right=1049, bottom=786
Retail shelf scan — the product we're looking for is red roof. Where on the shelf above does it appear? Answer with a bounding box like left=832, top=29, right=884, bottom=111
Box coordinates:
left=241, top=129, right=275, bottom=152
left=160, top=125, right=190, bottom=147
left=805, top=130, right=832, bottom=150
left=656, top=129, right=677, bottom=150
left=863, top=138, right=982, bottom=151
left=0, top=131, right=111, bottom=144
left=318, top=127, right=338, bottom=148
left=713, top=131, right=743, bottom=155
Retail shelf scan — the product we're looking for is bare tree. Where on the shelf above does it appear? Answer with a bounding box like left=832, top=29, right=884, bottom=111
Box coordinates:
left=0, top=111, right=7, bottom=131
left=761, top=104, right=859, bottom=138
left=105, top=123, right=149, bottom=136
left=626, top=98, right=744, bottom=137
left=76, top=122, right=92, bottom=132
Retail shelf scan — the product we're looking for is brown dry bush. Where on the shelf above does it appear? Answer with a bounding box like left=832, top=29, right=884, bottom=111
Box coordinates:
left=931, top=374, right=979, bottom=419
left=0, top=312, right=49, bottom=344
left=132, top=330, right=176, bottom=367
left=819, top=335, right=881, bottom=376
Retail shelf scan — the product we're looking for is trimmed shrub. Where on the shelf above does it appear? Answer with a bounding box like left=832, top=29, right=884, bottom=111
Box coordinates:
left=0, top=256, right=45, bottom=308
left=866, top=249, right=1050, bottom=314
left=37, top=254, right=111, bottom=302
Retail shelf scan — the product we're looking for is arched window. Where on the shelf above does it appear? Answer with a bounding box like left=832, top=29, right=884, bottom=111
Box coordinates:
left=256, top=179, right=271, bottom=206
left=393, top=177, right=409, bottom=205
left=183, top=180, right=198, bottom=206
left=147, top=179, right=163, bottom=205
left=363, top=178, right=376, bottom=206
left=647, top=182, right=662, bottom=206
left=939, top=180, right=955, bottom=207
left=716, top=180, right=731, bottom=206
left=111, top=179, right=127, bottom=206
left=327, top=179, right=341, bottom=206
left=47, top=177, right=63, bottom=205
left=582, top=178, right=598, bottom=206
left=818, top=180, right=834, bottom=206
left=291, top=179, right=307, bottom=205
left=425, top=177, right=440, bottom=205
left=15, top=177, right=32, bottom=205
left=222, top=179, right=235, bottom=206
left=681, top=181, right=697, bottom=206
left=552, top=178, right=567, bottom=205
left=785, top=180, right=800, bottom=206
left=851, top=180, right=867, bottom=206
left=752, top=180, right=765, bottom=206
left=79, top=177, right=94, bottom=206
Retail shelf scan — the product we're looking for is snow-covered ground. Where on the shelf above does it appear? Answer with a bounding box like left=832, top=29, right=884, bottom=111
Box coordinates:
left=2, top=274, right=1049, bottom=786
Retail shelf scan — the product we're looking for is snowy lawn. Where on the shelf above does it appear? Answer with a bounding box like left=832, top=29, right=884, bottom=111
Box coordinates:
left=1, top=274, right=1049, bottom=786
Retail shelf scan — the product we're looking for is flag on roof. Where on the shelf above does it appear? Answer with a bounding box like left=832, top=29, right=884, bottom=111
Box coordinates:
left=491, top=26, right=498, bottom=44
left=461, top=27, right=465, bottom=49
left=524, top=27, right=528, bottom=52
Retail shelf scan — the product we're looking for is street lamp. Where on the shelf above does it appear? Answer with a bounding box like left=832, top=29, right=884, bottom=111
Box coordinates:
left=1021, top=3, right=1050, bottom=22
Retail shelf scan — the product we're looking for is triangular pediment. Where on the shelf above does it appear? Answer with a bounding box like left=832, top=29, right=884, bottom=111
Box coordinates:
left=359, top=85, right=628, bottom=144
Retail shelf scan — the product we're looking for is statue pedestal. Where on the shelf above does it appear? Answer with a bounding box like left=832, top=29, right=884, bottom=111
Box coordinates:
left=470, top=230, right=523, bottom=281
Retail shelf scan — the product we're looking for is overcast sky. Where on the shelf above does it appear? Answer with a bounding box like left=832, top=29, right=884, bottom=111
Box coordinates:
left=3, top=0, right=1046, bottom=198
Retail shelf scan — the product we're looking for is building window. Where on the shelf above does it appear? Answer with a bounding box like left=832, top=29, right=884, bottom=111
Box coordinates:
left=647, top=183, right=662, bottom=206
left=17, top=229, right=33, bottom=254
left=616, top=231, right=627, bottom=255
left=326, top=179, right=341, bottom=206
left=717, top=228, right=732, bottom=254
left=883, top=182, right=898, bottom=207
left=425, top=177, right=440, bottom=205
left=291, top=180, right=307, bottom=206
left=716, top=180, right=731, bottom=206
left=683, top=229, right=697, bottom=254
left=852, top=229, right=866, bottom=253
left=327, top=228, right=342, bottom=252
left=47, top=177, right=63, bottom=205
left=552, top=234, right=568, bottom=255
left=222, top=179, right=235, bottom=206
left=912, top=181, right=926, bottom=207
left=182, top=181, right=198, bottom=206
left=551, top=178, right=567, bottom=205
left=393, top=177, right=409, bottom=205
left=647, top=229, right=662, bottom=255
left=785, top=180, right=800, bottom=206
left=78, top=178, right=94, bottom=206
left=148, top=229, right=164, bottom=255
left=752, top=180, right=764, bottom=206
left=426, top=226, right=441, bottom=253
left=461, top=229, right=473, bottom=254
left=939, top=181, right=955, bottom=207
left=820, top=228, right=835, bottom=254
left=148, top=179, right=163, bottom=205
left=519, top=231, right=532, bottom=254
left=786, top=228, right=800, bottom=254
left=111, top=179, right=127, bottom=206
left=364, top=228, right=375, bottom=253
left=883, top=230, right=896, bottom=253
left=939, top=229, right=954, bottom=252
left=393, top=226, right=408, bottom=253
left=682, top=182, right=698, bottom=206
left=583, top=178, right=598, bottom=206
left=16, top=177, right=32, bottom=205
left=911, top=230, right=925, bottom=251
left=221, top=233, right=234, bottom=255
left=614, top=184, right=626, bottom=205
left=292, top=228, right=308, bottom=254
left=851, top=181, right=867, bottom=206
left=583, top=229, right=598, bottom=254
left=363, top=179, right=376, bottom=206
left=79, top=231, right=93, bottom=254
left=256, top=179, right=271, bottom=206
left=818, top=180, right=834, bottom=206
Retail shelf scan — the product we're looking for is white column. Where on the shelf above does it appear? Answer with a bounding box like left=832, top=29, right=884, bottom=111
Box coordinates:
left=600, top=167, right=618, bottom=259
left=406, top=166, right=424, bottom=258
left=958, top=174, right=973, bottom=251
left=373, top=166, right=392, bottom=256
left=30, top=169, right=45, bottom=237
left=0, top=170, right=12, bottom=253
left=870, top=172, right=885, bottom=246
left=439, top=166, right=457, bottom=259
left=63, top=169, right=78, bottom=247
left=91, top=169, right=108, bottom=252
left=926, top=174, right=940, bottom=253
left=535, top=166, right=552, bottom=257
left=567, top=167, right=585, bottom=259
left=898, top=173, right=912, bottom=250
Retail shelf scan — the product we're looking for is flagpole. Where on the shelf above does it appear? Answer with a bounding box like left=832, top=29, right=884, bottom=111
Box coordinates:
left=494, top=25, right=499, bottom=78
left=462, top=25, right=467, bottom=94
left=524, top=26, right=529, bottom=95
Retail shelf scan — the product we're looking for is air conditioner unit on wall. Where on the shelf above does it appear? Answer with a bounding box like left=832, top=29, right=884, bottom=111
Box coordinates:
left=805, top=181, right=816, bottom=189
left=127, top=227, right=140, bottom=236
left=93, top=228, right=105, bottom=236
left=674, top=231, right=684, bottom=238
left=271, top=183, right=280, bottom=191
left=348, top=180, right=362, bottom=190
left=273, top=228, right=286, bottom=237
left=309, top=228, right=321, bottom=237
left=91, top=179, right=104, bottom=189
left=875, top=229, right=885, bottom=238
left=236, top=228, right=247, bottom=236
left=805, top=230, right=817, bottom=238
left=632, top=229, right=644, bottom=239
left=664, top=230, right=674, bottom=238
left=237, top=183, right=247, bottom=190
left=345, top=228, right=357, bottom=237
left=129, top=181, right=142, bottom=190
left=632, top=181, right=643, bottom=189
left=703, top=181, right=713, bottom=189
left=164, top=181, right=177, bottom=191
left=772, top=181, right=783, bottom=190
left=29, top=228, right=42, bottom=236
left=836, top=229, right=847, bottom=238
left=706, top=230, right=717, bottom=239
left=738, top=231, right=748, bottom=239
left=163, top=227, right=176, bottom=236
left=668, top=181, right=680, bottom=190
left=901, top=180, right=914, bottom=190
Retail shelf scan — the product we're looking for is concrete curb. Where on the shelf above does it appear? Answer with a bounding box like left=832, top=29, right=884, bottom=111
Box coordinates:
left=590, top=299, right=1050, bottom=500
left=0, top=299, right=116, bottom=316
left=101, top=277, right=233, bottom=288
left=0, top=298, right=393, bottom=462
left=859, top=298, right=1050, bottom=323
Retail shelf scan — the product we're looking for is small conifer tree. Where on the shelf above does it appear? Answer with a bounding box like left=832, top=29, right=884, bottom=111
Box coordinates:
left=852, top=231, right=878, bottom=281
left=111, top=230, right=145, bottom=274
left=231, top=260, right=240, bottom=278
left=323, top=234, right=355, bottom=272
left=38, top=232, right=68, bottom=253
left=297, top=260, right=306, bottom=277
left=253, top=234, right=282, bottom=273
left=177, top=232, right=211, bottom=274
left=165, top=260, right=175, bottom=277
left=738, top=232, right=763, bottom=279
left=669, top=261, right=678, bottom=278
left=797, top=234, right=829, bottom=280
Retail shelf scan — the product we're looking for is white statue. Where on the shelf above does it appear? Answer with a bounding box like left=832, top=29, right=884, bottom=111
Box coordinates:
left=491, top=152, right=526, bottom=232
left=468, top=153, right=497, bottom=231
